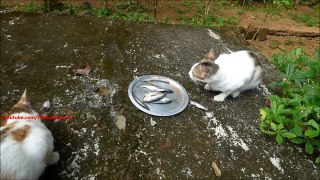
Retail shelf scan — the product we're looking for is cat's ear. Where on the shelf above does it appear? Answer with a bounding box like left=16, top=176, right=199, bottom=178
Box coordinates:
left=205, top=49, right=215, bottom=60
left=16, top=89, right=31, bottom=108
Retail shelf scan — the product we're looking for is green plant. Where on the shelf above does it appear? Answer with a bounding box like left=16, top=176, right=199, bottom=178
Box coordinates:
left=23, top=1, right=42, bottom=12
left=237, top=7, right=245, bottom=15
left=268, top=40, right=280, bottom=49
left=289, top=13, right=319, bottom=27
left=260, top=48, right=320, bottom=164
left=181, top=0, right=193, bottom=9
left=177, top=14, right=236, bottom=27
left=273, top=0, right=295, bottom=8
left=67, top=4, right=78, bottom=15
left=176, top=8, right=187, bottom=15
left=91, top=7, right=112, bottom=17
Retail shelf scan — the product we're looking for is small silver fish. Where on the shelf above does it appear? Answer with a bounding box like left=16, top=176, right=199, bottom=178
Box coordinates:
left=42, top=100, right=51, bottom=112
left=140, top=84, right=173, bottom=93
left=143, top=92, right=166, bottom=103
left=190, top=100, right=207, bottom=111
left=143, top=77, right=170, bottom=84
left=151, top=97, right=173, bottom=104
left=133, top=92, right=150, bottom=110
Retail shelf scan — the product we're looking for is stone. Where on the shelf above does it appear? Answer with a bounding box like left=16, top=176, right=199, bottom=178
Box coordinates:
left=256, top=28, right=268, bottom=41
left=116, top=115, right=126, bottom=130
left=150, top=118, right=157, bottom=127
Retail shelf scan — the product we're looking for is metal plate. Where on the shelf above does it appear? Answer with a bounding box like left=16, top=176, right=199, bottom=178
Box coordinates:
left=128, top=75, right=189, bottom=116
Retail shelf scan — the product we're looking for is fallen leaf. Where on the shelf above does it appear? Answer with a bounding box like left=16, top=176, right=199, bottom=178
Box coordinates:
left=211, top=160, right=221, bottom=177
left=150, top=118, right=157, bottom=127
left=73, top=64, right=91, bottom=76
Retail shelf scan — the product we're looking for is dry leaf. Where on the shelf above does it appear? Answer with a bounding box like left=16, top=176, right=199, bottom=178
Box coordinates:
left=211, top=160, right=221, bottom=177
left=73, top=64, right=91, bottom=76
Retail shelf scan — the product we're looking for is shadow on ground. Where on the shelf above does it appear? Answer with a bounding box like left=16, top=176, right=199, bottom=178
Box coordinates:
left=1, top=12, right=318, bottom=179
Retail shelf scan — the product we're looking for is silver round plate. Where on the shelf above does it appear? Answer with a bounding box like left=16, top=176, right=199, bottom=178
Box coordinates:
left=128, top=75, right=189, bottom=116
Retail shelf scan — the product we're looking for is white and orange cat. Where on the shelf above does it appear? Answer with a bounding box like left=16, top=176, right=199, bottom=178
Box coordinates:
left=0, top=90, right=59, bottom=179
left=189, top=49, right=262, bottom=101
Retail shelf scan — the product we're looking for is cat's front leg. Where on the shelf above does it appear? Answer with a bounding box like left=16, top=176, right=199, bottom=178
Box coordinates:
left=231, top=91, right=240, bottom=98
left=204, top=84, right=212, bottom=91
left=46, top=151, right=60, bottom=165
left=214, top=91, right=232, bottom=102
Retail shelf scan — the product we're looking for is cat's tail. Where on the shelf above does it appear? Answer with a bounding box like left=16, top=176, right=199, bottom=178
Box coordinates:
left=252, top=65, right=262, bottom=83
left=241, top=65, right=262, bottom=92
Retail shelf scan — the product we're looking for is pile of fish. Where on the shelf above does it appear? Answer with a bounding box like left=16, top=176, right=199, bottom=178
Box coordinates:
left=133, top=78, right=175, bottom=110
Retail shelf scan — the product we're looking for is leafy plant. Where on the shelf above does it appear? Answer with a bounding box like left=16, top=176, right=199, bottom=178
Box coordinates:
left=273, top=0, right=295, bottom=8
left=260, top=48, right=320, bottom=163
left=177, top=14, right=237, bottom=27
left=289, top=13, right=319, bottom=27
left=23, top=1, right=42, bottom=12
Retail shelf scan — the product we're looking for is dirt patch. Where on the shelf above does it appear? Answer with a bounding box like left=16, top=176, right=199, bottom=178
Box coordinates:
left=153, top=1, right=319, bottom=59
left=1, top=0, right=319, bottom=59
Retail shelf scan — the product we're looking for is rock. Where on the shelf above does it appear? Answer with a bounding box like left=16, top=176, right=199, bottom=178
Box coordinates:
left=240, top=27, right=257, bottom=40
left=78, top=10, right=91, bottom=16
left=240, top=27, right=268, bottom=41
left=256, top=28, right=268, bottom=41
left=150, top=118, right=157, bottom=127
left=116, top=115, right=126, bottom=130
left=135, top=134, right=141, bottom=138
left=93, top=124, right=98, bottom=128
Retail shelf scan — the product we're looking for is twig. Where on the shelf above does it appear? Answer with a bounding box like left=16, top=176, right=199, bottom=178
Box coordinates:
left=204, top=0, right=212, bottom=19
left=14, top=65, right=27, bottom=73
left=250, top=26, right=261, bottom=42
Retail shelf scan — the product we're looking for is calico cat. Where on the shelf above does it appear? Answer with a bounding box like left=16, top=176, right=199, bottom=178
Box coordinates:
left=189, top=49, right=262, bottom=102
left=0, top=90, right=59, bottom=180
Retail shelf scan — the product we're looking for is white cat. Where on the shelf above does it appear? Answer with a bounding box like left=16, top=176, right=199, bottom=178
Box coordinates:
left=189, top=49, right=262, bottom=102
left=0, top=90, right=59, bottom=179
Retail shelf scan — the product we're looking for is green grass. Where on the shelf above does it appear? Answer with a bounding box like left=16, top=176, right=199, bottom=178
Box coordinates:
left=289, top=13, right=320, bottom=27
left=22, top=1, right=42, bottom=13
left=181, top=0, right=194, bottom=9
left=269, top=40, right=280, bottom=49
left=177, top=14, right=237, bottom=28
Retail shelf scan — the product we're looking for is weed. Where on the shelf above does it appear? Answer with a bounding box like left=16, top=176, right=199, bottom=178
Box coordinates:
left=176, top=8, right=187, bottom=15
left=91, top=8, right=112, bottom=17
left=260, top=48, right=320, bottom=164
left=284, top=37, right=294, bottom=45
left=273, top=0, right=295, bottom=9
left=268, top=40, right=280, bottom=49
left=289, top=13, right=319, bottom=27
left=67, top=4, right=78, bottom=15
left=23, top=1, right=42, bottom=13
left=181, top=0, right=193, bottom=9
left=237, top=7, right=245, bottom=15
left=0, top=2, right=6, bottom=10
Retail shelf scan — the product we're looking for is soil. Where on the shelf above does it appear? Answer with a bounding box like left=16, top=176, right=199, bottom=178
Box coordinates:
left=151, top=1, right=320, bottom=59
left=1, top=0, right=319, bottom=59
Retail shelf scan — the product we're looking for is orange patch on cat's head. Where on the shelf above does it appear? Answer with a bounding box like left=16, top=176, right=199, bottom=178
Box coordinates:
left=11, top=124, right=31, bottom=142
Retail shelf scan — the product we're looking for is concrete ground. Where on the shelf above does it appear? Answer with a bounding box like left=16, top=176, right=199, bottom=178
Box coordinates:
left=1, top=12, right=319, bottom=179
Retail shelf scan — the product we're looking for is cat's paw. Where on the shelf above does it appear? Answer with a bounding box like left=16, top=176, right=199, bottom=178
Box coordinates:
left=214, top=94, right=226, bottom=102
left=231, top=91, right=240, bottom=98
left=204, top=84, right=211, bottom=91
left=47, top=151, right=60, bottom=165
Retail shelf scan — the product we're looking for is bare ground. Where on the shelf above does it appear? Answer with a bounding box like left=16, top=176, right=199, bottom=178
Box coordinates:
left=1, top=0, right=319, bottom=59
